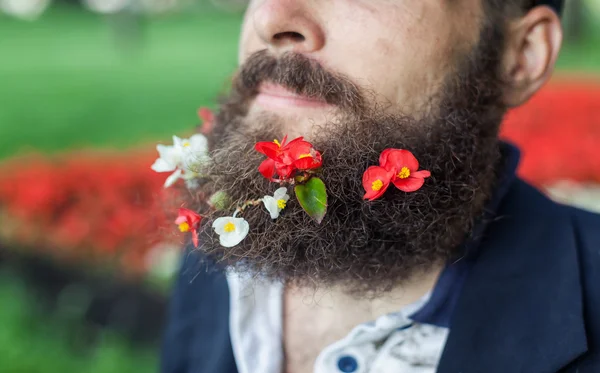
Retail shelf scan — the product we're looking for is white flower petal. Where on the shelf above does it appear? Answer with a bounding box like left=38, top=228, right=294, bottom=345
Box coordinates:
left=188, top=134, right=208, bottom=151
left=154, top=143, right=182, bottom=170
left=220, top=232, right=245, bottom=248
left=262, top=196, right=279, bottom=219
left=164, top=169, right=183, bottom=188
left=157, top=144, right=181, bottom=161
left=273, top=187, right=289, bottom=200
left=181, top=153, right=209, bottom=172
left=212, top=217, right=230, bottom=235
left=182, top=136, right=209, bottom=167
left=151, top=158, right=177, bottom=173
left=172, top=135, right=184, bottom=148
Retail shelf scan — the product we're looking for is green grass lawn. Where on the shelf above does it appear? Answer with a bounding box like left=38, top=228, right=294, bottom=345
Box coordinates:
left=0, top=7, right=599, bottom=160
left=0, top=6, right=242, bottom=159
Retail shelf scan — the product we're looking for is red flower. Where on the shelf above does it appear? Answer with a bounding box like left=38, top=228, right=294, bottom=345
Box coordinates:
left=255, top=136, right=323, bottom=181
left=175, top=207, right=202, bottom=247
left=198, top=107, right=215, bottom=135
left=363, top=149, right=431, bottom=201
left=362, top=166, right=393, bottom=201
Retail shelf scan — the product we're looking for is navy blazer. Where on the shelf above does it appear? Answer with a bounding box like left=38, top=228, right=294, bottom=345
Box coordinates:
left=161, top=178, right=600, bottom=373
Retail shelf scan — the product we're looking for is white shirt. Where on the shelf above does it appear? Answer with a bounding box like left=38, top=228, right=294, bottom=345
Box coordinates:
left=227, top=272, right=449, bottom=373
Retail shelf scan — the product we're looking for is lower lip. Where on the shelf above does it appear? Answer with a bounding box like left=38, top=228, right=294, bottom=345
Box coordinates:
left=255, top=92, right=330, bottom=110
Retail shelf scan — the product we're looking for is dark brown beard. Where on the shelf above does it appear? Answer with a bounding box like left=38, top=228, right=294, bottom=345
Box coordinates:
left=187, top=23, right=508, bottom=295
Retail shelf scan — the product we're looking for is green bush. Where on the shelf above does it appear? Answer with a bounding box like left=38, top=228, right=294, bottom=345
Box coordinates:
left=0, top=270, right=158, bottom=373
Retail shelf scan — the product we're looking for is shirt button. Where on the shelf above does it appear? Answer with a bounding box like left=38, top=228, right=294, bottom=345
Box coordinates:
left=337, top=355, right=359, bottom=373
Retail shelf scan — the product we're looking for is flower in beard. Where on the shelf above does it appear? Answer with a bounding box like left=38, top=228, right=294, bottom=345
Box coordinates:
left=212, top=216, right=250, bottom=248
left=362, top=166, right=394, bottom=201
left=175, top=208, right=202, bottom=248
left=262, top=187, right=290, bottom=219
left=255, top=136, right=323, bottom=181
left=363, top=149, right=431, bottom=200
left=381, top=149, right=431, bottom=192
left=151, top=134, right=209, bottom=188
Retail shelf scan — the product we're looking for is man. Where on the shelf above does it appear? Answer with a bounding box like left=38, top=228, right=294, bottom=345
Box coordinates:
left=161, top=0, right=600, bottom=372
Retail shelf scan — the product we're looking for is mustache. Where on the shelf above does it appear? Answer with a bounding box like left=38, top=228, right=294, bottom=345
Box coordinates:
left=233, top=50, right=367, bottom=114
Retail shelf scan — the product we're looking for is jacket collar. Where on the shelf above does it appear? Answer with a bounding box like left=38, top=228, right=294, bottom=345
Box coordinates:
left=438, top=176, right=588, bottom=372
left=410, top=142, right=522, bottom=328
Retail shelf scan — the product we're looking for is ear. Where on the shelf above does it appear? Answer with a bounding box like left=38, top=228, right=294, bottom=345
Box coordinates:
left=501, top=6, right=563, bottom=107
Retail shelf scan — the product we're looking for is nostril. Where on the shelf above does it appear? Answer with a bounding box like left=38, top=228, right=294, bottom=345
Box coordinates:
left=273, top=31, right=306, bottom=43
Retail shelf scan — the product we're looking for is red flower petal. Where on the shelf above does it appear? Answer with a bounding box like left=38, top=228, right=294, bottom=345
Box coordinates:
left=379, top=149, right=395, bottom=168
left=293, top=151, right=323, bottom=170
left=392, top=176, right=426, bottom=193
left=411, top=170, right=431, bottom=179
left=258, top=159, right=276, bottom=180
left=362, top=166, right=393, bottom=201
left=177, top=208, right=202, bottom=228
left=286, top=140, right=314, bottom=156
left=275, top=163, right=295, bottom=179
left=283, top=136, right=304, bottom=148
left=191, top=229, right=199, bottom=248
left=198, top=107, right=214, bottom=123
left=174, top=216, right=187, bottom=225
left=380, top=149, right=419, bottom=173
left=198, top=107, right=214, bottom=135
left=255, top=141, right=281, bottom=160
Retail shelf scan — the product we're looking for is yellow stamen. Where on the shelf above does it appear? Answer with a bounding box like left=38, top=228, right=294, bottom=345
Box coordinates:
left=178, top=222, right=190, bottom=233
left=182, top=141, right=191, bottom=147
left=277, top=199, right=287, bottom=209
left=372, top=179, right=384, bottom=191
left=224, top=222, right=236, bottom=233
left=298, top=153, right=312, bottom=159
left=397, top=167, right=411, bottom=179
left=273, top=139, right=281, bottom=147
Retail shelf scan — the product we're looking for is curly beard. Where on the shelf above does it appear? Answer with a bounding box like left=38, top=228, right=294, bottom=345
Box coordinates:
left=186, top=23, right=508, bottom=295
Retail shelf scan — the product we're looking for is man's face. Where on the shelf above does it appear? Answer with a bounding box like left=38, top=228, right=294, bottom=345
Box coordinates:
left=239, top=0, right=483, bottom=136
left=194, top=0, right=509, bottom=294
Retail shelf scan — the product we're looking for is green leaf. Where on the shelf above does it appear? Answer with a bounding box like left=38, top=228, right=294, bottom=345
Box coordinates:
left=294, top=177, right=328, bottom=224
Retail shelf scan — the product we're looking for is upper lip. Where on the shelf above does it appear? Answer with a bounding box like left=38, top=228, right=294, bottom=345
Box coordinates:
left=258, top=83, right=326, bottom=103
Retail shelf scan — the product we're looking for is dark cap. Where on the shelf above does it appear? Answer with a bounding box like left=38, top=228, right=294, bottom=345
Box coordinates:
left=534, top=0, right=565, bottom=15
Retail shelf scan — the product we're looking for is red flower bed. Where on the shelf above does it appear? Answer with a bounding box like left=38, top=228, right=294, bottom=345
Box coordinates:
left=0, top=151, right=179, bottom=277
left=501, top=78, right=600, bottom=185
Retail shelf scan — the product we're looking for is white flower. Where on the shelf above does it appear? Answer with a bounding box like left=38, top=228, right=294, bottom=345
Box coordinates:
left=212, top=216, right=250, bottom=248
left=151, top=134, right=209, bottom=188
left=163, top=168, right=183, bottom=188
left=262, top=187, right=290, bottom=219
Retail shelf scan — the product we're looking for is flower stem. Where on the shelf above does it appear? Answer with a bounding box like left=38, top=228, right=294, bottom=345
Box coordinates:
left=234, top=198, right=263, bottom=217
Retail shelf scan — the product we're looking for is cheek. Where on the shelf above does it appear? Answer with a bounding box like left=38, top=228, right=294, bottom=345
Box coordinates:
left=238, top=6, right=262, bottom=65
left=359, top=12, right=475, bottom=114
left=379, top=34, right=455, bottom=110
left=333, top=22, right=456, bottom=115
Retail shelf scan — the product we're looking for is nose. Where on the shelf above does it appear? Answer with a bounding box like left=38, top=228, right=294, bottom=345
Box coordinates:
left=251, top=0, right=325, bottom=55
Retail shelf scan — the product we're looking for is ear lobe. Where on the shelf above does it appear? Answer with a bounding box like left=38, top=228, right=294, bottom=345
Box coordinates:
left=501, top=6, right=563, bottom=108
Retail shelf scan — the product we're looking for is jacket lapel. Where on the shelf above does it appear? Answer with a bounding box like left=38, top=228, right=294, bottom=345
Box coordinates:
left=161, top=249, right=238, bottom=373
left=438, top=180, right=588, bottom=373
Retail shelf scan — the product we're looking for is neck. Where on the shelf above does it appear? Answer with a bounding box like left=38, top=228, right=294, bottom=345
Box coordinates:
left=285, top=262, right=445, bottom=323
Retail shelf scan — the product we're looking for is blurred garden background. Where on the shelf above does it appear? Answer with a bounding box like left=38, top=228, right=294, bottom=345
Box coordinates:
left=0, top=0, right=599, bottom=372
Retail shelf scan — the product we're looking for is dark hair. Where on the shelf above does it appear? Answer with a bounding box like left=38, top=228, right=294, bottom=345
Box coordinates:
left=484, top=0, right=563, bottom=20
